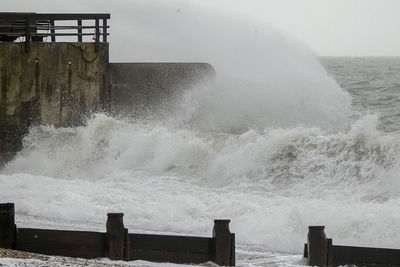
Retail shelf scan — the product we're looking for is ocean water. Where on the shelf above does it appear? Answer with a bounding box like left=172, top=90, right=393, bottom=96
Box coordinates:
left=1, top=57, right=400, bottom=266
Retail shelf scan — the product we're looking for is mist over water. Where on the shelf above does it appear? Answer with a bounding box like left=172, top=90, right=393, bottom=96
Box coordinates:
left=2, top=2, right=400, bottom=266
left=116, top=0, right=352, bottom=132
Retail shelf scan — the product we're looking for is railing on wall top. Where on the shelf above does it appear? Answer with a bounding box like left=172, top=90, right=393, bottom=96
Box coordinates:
left=0, top=12, right=110, bottom=51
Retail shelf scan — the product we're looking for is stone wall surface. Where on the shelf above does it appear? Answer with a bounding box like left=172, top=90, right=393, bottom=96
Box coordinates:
left=0, top=42, right=109, bottom=162
left=0, top=42, right=214, bottom=164
left=109, top=62, right=215, bottom=117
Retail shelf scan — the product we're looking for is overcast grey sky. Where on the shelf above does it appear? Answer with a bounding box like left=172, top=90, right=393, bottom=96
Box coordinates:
left=3, top=0, right=400, bottom=57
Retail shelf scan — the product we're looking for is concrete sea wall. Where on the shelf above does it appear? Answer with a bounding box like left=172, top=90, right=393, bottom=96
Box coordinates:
left=109, top=62, right=215, bottom=117
left=0, top=42, right=109, bottom=161
left=0, top=42, right=215, bottom=164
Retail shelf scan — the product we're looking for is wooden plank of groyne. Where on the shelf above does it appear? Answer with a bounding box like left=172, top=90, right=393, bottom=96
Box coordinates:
left=333, top=245, right=400, bottom=266
left=127, top=220, right=235, bottom=265
left=128, top=233, right=213, bottom=263
left=16, top=228, right=106, bottom=259
left=129, top=233, right=213, bottom=254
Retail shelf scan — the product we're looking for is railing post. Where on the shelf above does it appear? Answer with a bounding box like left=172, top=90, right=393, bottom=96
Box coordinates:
left=106, top=213, right=127, bottom=260
left=102, top=18, right=107, bottom=43
left=307, top=226, right=329, bottom=267
left=213, top=219, right=234, bottom=266
left=95, top=18, right=100, bottom=52
left=0, top=203, right=16, bottom=249
left=50, top=20, right=55, bottom=42
left=25, top=15, right=31, bottom=52
left=77, top=19, right=82, bottom=42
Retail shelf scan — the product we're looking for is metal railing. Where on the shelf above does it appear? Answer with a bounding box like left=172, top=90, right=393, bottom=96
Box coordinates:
left=0, top=12, right=110, bottom=51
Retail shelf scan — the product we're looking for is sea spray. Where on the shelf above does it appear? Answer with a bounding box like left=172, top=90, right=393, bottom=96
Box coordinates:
left=111, top=0, right=352, bottom=132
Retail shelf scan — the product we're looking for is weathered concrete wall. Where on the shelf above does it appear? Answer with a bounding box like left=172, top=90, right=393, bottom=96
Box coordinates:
left=0, top=44, right=215, bottom=164
left=109, top=63, right=214, bottom=117
left=0, top=42, right=109, bottom=161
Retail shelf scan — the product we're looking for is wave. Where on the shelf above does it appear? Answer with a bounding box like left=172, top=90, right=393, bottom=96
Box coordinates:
left=2, top=114, right=400, bottom=253
left=4, top=114, right=400, bottom=197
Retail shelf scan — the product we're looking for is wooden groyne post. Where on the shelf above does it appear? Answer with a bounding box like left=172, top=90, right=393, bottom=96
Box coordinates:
left=307, top=226, right=332, bottom=267
left=213, top=219, right=235, bottom=266
left=0, top=203, right=16, bottom=249
left=106, top=213, right=128, bottom=260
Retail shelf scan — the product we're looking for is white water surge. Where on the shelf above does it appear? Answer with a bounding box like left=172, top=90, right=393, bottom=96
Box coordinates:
left=2, top=114, right=400, bottom=257
left=2, top=2, right=400, bottom=266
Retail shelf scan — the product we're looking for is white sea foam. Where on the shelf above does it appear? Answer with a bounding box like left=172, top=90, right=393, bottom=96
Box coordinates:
left=2, top=114, right=400, bottom=258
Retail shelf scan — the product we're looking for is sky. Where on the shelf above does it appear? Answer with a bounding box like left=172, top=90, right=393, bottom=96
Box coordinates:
left=2, top=0, right=400, bottom=57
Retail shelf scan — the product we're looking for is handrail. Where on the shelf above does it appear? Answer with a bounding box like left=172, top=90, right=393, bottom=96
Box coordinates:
left=0, top=13, right=110, bottom=20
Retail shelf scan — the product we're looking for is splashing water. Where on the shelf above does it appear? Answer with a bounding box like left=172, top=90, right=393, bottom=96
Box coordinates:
left=111, top=0, right=352, bottom=132
left=2, top=2, right=400, bottom=266
left=3, top=112, right=400, bottom=255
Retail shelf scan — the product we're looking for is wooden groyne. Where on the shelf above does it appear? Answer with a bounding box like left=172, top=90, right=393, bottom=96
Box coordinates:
left=0, top=203, right=235, bottom=266
left=304, top=225, right=400, bottom=266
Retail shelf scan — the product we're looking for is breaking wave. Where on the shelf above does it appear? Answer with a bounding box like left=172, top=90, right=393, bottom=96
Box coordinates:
left=2, top=113, right=400, bottom=253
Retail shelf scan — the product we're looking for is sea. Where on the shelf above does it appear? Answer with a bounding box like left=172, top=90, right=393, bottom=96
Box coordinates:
left=1, top=53, right=400, bottom=266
